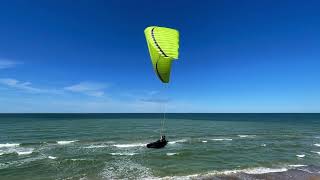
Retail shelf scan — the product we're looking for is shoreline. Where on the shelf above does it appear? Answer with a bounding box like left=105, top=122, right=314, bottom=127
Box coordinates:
left=157, top=165, right=320, bottom=180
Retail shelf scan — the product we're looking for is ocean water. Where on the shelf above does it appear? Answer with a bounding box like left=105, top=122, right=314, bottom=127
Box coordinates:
left=0, top=113, right=320, bottom=179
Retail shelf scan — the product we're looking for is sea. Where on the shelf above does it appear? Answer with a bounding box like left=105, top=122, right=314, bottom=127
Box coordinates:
left=0, top=113, right=320, bottom=180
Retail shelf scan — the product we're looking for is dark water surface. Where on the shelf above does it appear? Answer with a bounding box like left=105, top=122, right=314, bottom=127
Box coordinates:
left=0, top=113, right=320, bottom=179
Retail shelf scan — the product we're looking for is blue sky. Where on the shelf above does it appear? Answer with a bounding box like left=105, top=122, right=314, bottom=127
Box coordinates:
left=0, top=0, right=319, bottom=112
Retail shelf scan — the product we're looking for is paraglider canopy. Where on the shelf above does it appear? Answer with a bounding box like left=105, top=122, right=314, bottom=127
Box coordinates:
left=144, top=26, right=180, bottom=83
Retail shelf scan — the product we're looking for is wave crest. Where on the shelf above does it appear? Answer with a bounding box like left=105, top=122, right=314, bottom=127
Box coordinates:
left=113, top=143, right=145, bottom=148
left=0, top=143, right=19, bottom=148
left=211, top=138, right=232, bottom=141
left=57, top=140, right=78, bottom=145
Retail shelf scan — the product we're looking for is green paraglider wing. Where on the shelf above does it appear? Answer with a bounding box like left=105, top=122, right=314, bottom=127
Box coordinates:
left=144, top=26, right=179, bottom=83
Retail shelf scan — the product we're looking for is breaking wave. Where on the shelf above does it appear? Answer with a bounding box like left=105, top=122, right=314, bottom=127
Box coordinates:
left=110, top=152, right=138, bottom=156
left=57, top=140, right=78, bottom=145
left=168, top=139, right=187, bottom=144
left=211, top=138, right=232, bottom=141
left=83, top=144, right=108, bottom=149
left=0, top=143, right=20, bottom=148
left=17, top=149, right=33, bottom=155
left=238, top=135, right=256, bottom=138
left=113, top=143, right=146, bottom=148
left=0, top=145, right=33, bottom=156
left=311, top=151, right=320, bottom=155
left=296, top=154, right=305, bottom=158
left=289, top=164, right=306, bottom=167
left=158, top=166, right=290, bottom=179
left=48, top=156, right=57, bottom=159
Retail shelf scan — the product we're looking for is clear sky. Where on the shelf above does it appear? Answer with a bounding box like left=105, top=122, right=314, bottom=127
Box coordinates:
left=0, top=0, right=319, bottom=113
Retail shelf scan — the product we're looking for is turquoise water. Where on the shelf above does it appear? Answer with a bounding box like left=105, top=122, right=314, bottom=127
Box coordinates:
left=0, top=113, right=320, bottom=179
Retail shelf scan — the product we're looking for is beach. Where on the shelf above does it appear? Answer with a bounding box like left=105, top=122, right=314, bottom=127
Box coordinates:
left=0, top=113, right=320, bottom=179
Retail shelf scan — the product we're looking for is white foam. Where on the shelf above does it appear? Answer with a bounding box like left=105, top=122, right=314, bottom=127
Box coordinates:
left=0, top=143, right=19, bottom=148
left=159, top=167, right=289, bottom=179
left=289, top=164, right=306, bottom=167
left=168, top=139, right=187, bottom=144
left=0, top=155, right=45, bottom=170
left=297, top=168, right=314, bottom=174
left=0, top=146, right=33, bottom=156
left=202, top=140, right=207, bottom=143
left=0, top=150, right=11, bottom=155
left=113, top=143, right=145, bottom=148
left=167, top=153, right=179, bottom=156
left=17, top=150, right=33, bottom=155
left=314, top=143, right=320, bottom=147
left=238, top=135, right=256, bottom=138
left=48, top=156, right=57, bottom=159
left=57, top=140, right=78, bottom=145
left=71, top=158, right=87, bottom=161
left=311, top=151, right=320, bottom=155
left=211, top=138, right=232, bottom=141
left=110, top=152, right=137, bottom=156
left=243, top=167, right=288, bottom=174
left=84, top=144, right=108, bottom=149
left=296, top=154, right=305, bottom=158
left=100, top=159, right=151, bottom=179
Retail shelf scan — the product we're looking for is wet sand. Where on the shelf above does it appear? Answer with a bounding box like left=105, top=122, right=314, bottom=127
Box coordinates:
left=190, top=166, right=320, bottom=180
